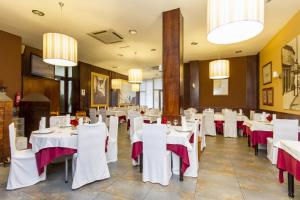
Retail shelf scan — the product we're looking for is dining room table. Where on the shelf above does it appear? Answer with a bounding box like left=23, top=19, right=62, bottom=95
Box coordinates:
left=277, top=140, right=300, bottom=198
left=29, top=125, right=109, bottom=183
left=131, top=124, right=194, bottom=181
left=242, top=120, right=300, bottom=155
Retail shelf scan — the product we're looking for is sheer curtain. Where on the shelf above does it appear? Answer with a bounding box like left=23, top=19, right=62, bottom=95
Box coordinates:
left=140, top=79, right=163, bottom=110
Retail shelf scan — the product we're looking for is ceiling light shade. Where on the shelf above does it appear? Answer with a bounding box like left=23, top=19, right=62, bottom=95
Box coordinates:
left=111, top=79, right=122, bottom=90
left=207, top=0, right=264, bottom=44
left=209, top=59, right=230, bottom=79
left=43, top=33, right=78, bottom=66
left=128, top=69, right=143, bottom=83
left=131, top=84, right=140, bottom=92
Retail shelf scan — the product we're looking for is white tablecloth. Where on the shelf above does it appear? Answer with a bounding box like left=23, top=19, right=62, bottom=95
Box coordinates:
left=132, top=126, right=193, bottom=151
left=280, top=140, right=300, bottom=161
left=243, top=120, right=300, bottom=132
left=29, top=127, right=78, bottom=153
left=195, top=113, right=248, bottom=121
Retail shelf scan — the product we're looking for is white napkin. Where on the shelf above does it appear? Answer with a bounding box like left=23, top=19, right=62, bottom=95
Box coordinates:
left=66, top=114, right=71, bottom=126
left=39, top=117, right=46, bottom=130
left=239, top=109, right=243, bottom=115
left=78, top=118, right=83, bottom=125
left=272, top=114, right=277, bottom=120
left=157, top=118, right=161, bottom=124
left=181, top=116, right=187, bottom=130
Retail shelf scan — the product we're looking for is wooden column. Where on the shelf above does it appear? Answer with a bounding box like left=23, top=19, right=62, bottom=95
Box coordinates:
left=162, top=8, right=184, bottom=121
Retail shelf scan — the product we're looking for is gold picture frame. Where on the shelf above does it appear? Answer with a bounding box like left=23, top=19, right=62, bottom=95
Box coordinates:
left=91, top=72, right=109, bottom=107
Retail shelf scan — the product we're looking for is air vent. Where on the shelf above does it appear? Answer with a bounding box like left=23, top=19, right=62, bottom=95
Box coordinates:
left=88, top=29, right=124, bottom=44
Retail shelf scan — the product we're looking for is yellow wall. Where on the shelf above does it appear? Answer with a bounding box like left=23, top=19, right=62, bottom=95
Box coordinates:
left=259, top=11, right=300, bottom=115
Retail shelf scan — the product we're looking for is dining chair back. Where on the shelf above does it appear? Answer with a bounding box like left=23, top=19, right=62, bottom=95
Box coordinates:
left=72, top=123, right=110, bottom=189
left=142, top=124, right=172, bottom=185
left=224, top=111, right=237, bottom=138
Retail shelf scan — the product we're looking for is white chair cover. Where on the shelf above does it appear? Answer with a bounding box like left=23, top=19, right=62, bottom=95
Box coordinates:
left=224, top=111, right=237, bottom=138
left=142, top=124, right=172, bottom=186
left=184, top=110, right=193, bottom=121
left=89, top=108, right=98, bottom=124
left=157, top=118, right=161, bottom=124
left=78, top=118, right=83, bottom=125
left=172, top=121, right=199, bottom=177
left=253, top=113, right=262, bottom=121
left=203, top=111, right=216, bottom=136
left=7, top=123, right=46, bottom=190
left=267, top=119, right=299, bottom=164
left=106, top=116, right=119, bottom=163
left=199, top=117, right=206, bottom=150
left=72, top=123, right=110, bottom=189
left=250, top=110, right=255, bottom=120
left=49, top=116, right=65, bottom=128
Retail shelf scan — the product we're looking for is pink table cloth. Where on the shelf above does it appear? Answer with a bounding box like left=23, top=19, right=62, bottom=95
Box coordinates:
left=131, top=142, right=190, bottom=174
left=277, top=148, right=300, bottom=183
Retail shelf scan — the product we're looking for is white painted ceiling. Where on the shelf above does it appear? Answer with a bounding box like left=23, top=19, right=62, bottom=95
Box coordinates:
left=0, top=0, right=299, bottom=78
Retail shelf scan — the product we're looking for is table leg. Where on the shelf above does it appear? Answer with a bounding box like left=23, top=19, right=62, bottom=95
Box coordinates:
left=65, top=157, right=68, bottom=183
left=139, top=153, right=143, bottom=173
left=180, top=158, right=183, bottom=182
left=254, top=145, right=258, bottom=156
left=247, top=135, right=250, bottom=147
left=288, top=173, right=294, bottom=198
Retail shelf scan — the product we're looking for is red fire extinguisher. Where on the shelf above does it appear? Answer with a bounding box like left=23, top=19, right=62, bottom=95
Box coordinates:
left=14, top=92, right=21, bottom=107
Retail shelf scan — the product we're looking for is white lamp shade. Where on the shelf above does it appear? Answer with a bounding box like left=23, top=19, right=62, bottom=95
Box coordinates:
left=111, top=79, right=122, bottom=90
left=43, top=33, right=78, bottom=66
left=209, top=59, right=230, bottom=79
left=128, top=69, right=143, bottom=83
left=131, top=84, right=140, bottom=92
left=207, top=0, right=264, bottom=44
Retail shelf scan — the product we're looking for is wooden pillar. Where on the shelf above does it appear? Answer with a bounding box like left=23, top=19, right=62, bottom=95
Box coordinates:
left=162, top=8, right=184, bottom=121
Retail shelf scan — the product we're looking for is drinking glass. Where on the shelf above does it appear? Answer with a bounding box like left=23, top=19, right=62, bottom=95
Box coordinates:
left=167, top=121, right=171, bottom=128
left=173, top=119, right=178, bottom=126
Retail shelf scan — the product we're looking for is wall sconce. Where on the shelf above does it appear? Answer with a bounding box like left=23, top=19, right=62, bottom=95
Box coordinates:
left=192, top=83, right=196, bottom=89
left=272, top=71, right=281, bottom=79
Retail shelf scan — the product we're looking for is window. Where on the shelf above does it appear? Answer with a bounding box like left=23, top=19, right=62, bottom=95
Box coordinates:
left=139, top=78, right=163, bottom=110
left=55, top=66, right=73, bottom=114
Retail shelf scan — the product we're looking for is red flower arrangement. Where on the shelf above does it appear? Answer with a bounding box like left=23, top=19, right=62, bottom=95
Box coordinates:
left=140, top=111, right=145, bottom=115
left=162, top=117, right=168, bottom=124
left=266, top=114, right=273, bottom=122
left=70, top=119, right=79, bottom=127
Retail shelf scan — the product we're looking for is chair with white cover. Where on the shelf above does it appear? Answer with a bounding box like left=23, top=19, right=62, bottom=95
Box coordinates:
left=49, top=116, right=65, bottom=128
left=72, top=123, right=110, bottom=189
left=253, top=113, right=262, bottom=121
left=142, top=124, right=172, bottom=185
left=184, top=110, right=193, bottom=121
left=267, top=119, right=298, bottom=165
left=224, top=111, right=238, bottom=138
left=106, top=116, right=119, bottom=163
left=89, top=108, right=98, bottom=124
left=250, top=110, right=255, bottom=120
left=172, top=121, right=199, bottom=177
left=203, top=110, right=216, bottom=136
left=7, top=123, right=46, bottom=190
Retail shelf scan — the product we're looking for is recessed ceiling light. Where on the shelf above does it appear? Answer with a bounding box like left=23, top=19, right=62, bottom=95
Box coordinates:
left=191, top=42, right=198, bottom=45
left=150, top=49, right=156, bottom=52
left=235, top=50, right=243, bottom=54
left=117, top=54, right=123, bottom=57
left=129, top=30, right=137, bottom=35
left=32, top=10, right=45, bottom=16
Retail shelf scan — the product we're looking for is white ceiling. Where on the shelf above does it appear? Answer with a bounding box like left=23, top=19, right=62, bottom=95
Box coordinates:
left=0, top=0, right=299, bottom=78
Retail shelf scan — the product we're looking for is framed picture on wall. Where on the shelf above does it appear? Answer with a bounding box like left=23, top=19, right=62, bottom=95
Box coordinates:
left=267, top=87, right=274, bottom=106
left=262, top=62, right=272, bottom=85
left=91, top=72, right=109, bottom=107
left=213, top=79, right=228, bottom=96
left=262, top=88, right=268, bottom=105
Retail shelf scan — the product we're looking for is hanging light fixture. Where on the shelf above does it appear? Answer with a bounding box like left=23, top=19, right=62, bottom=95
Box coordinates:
left=43, top=2, right=78, bottom=66
left=131, top=84, right=140, bottom=92
left=111, top=79, right=122, bottom=90
left=209, top=59, right=230, bottom=79
left=128, top=69, right=143, bottom=83
left=207, top=0, right=264, bottom=44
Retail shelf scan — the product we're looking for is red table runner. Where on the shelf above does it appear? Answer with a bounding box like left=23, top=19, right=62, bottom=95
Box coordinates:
left=277, top=148, right=300, bottom=183
left=249, top=131, right=300, bottom=147
left=131, top=141, right=190, bottom=174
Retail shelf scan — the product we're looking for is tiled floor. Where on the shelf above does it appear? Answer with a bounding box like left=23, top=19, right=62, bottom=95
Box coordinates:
left=0, top=123, right=299, bottom=200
